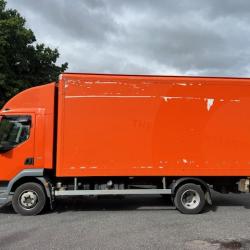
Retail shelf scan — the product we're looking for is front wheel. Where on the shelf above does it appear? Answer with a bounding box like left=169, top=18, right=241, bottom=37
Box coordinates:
left=174, top=183, right=205, bottom=214
left=12, top=182, right=46, bottom=216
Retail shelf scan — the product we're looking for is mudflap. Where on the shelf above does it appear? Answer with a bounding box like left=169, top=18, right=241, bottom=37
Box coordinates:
left=205, top=190, right=212, bottom=205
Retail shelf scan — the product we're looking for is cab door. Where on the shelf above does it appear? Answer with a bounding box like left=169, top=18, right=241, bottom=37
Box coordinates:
left=0, top=114, right=35, bottom=181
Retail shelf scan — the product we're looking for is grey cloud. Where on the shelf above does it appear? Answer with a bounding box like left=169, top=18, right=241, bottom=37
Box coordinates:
left=6, top=0, right=250, bottom=76
left=12, top=0, right=117, bottom=43
left=205, top=0, right=250, bottom=20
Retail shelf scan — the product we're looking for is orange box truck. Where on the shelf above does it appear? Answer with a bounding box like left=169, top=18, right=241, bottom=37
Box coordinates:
left=1, top=73, right=250, bottom=215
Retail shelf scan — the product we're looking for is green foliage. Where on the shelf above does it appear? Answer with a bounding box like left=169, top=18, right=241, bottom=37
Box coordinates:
left=0, top=0, right=68, bottom=108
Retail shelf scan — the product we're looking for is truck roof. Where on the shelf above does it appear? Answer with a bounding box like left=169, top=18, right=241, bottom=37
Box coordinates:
left=62, top=72, right=250, bottom=81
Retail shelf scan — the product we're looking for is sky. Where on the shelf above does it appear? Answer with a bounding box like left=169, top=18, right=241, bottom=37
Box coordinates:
left=6, top=0, right=250, bottom=77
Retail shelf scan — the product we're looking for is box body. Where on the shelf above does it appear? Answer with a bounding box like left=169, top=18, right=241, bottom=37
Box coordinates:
left=56, top=74, right=250, bottom=177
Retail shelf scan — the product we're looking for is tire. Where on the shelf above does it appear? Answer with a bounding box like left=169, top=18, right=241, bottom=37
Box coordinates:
left=174, top=183, right=205, bottom=214
left=12, top=182, right=46, bottom=216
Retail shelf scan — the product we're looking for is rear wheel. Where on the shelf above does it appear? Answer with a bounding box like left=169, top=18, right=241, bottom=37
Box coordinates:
left=174, top=183, right=205, bottom=214
left=12, top=182, right=46, bottom=216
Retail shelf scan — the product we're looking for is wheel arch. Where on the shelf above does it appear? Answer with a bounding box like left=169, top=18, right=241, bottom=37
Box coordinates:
left=10, top=176, right=46, bottom=193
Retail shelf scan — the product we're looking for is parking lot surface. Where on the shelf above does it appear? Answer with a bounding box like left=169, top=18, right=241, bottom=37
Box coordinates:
left=1, top=191, right=250, bottom=249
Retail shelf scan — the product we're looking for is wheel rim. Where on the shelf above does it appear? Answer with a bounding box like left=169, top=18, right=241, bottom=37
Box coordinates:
left=18, top=190, right=39, bottom=210
left=180, top=189, right=200, bottom=209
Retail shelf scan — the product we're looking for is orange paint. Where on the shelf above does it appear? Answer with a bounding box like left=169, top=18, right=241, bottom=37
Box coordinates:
left=0, top=83, right=55, bottom=180
left=56, top=74, right=250, bottom=177
left=1, top=73, right=250, bottom=181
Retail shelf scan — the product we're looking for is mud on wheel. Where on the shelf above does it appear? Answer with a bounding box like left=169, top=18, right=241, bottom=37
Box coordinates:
left=12, top=182, right=46, bottom=216
left=174, top=183, right=205, bottom=214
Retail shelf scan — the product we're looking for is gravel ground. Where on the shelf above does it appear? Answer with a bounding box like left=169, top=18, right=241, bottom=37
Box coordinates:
left=1, top=191, right=250, bottom=250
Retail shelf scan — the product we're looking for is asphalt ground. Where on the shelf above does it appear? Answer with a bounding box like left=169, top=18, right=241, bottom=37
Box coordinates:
left=1, top=191, right=250, bottom=250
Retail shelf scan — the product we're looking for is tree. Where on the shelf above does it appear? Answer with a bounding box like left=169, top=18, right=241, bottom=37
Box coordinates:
left=0, top=0, right=68, bottom=107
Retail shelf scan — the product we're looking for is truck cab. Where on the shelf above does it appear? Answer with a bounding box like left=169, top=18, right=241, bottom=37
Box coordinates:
left=0, top=83, right=55, bottom=214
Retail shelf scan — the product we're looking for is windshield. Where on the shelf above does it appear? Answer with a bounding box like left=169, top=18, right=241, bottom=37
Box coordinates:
left=0, top=115, right=31, bottom=150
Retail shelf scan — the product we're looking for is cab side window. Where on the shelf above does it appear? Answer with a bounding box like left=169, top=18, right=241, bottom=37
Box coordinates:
left=0, top=115, right=31, bottom=147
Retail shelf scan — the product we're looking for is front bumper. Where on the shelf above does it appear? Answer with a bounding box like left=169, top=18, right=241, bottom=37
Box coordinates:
left=0, top=183, right=11, bottom=208
left=0, top=192, right=11, bottom=207
left=0, top=194, right=11, bottom=208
